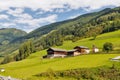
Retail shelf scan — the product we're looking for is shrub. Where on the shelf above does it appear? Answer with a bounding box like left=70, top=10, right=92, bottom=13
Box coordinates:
left=103, top=42, right=113, bottom=53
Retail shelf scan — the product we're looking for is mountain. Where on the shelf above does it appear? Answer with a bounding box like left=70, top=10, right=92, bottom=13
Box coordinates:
left=0, top=28, right=27, bottom=56
left=0, top=7, right=120, bottom=58
left=0, top=28, right=27, bottom=45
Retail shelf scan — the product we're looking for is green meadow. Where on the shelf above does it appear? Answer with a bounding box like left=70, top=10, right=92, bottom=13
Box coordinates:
left=56, top=30, right=120, bottom=50
left=0, top=30, right=120, bottom=79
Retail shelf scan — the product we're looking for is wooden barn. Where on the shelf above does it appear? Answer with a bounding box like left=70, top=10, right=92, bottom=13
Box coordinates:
left=45, top=48, right=67, bottom=58
left=74, top=46, right=90, bottom=54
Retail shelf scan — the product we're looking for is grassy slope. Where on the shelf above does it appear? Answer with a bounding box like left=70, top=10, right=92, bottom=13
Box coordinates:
left=0, top=30, right=120, bottom=79
left=56, top=30, right=120, bottom=49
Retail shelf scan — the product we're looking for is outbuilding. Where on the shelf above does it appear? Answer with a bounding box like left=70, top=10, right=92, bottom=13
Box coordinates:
left=67, top=49, right=80, bottom=56
left=74, top=46, right=90, bottom=54
left=92, top=45, right=99, bottom=53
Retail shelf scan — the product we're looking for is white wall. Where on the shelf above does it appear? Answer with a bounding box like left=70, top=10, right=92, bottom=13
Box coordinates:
left=48, top=54, right=66, bottom=58
left=94, top=48, right=99, bottom=53
left=85, top=49, right=90, bottom=54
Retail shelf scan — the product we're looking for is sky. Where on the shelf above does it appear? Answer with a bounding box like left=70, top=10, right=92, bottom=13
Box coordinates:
left=0, top=0, right=120, bottom=33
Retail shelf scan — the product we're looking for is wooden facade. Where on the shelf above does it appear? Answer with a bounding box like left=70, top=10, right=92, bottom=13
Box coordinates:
left=43, top=46, right=90, bottom=58
left=74, top=46, right=90, bottom=54
left=67, top=49, right=80, bottom=56
left=46, top=48, right=67, bottom=58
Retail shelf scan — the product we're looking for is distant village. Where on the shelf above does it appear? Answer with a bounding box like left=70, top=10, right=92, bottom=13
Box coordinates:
left=43, top=45, right=99, bottom=59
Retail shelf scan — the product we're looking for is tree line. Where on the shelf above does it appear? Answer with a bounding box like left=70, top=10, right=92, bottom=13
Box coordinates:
left=14, top=40, right=35, bottom=61
left=1, top=40, right=35, bottom=64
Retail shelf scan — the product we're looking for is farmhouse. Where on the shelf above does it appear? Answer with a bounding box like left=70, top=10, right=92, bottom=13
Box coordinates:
left=74, top=46, right=90, bottom=54
left=43, top=46, right=90, bottom=58
left=46, top=48, right=67, bottom=58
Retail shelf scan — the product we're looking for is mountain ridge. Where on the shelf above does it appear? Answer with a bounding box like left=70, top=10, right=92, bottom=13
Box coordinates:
left=0, top=28, right=27, bottom=45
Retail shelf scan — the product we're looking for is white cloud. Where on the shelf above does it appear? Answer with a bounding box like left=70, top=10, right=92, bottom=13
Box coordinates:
left=11, top=14, right=57, bottom=32
left=0, top=14, right=9, bottom=19
left=0, top=15, right=57, bottom=32
left=8, top=8, right=23, bottom=14
left=0, top=0, right=120, bottom=12
left=0, top=23, right=16, bottom=28
left=0, top=0, right=120, bottom=32
left=7, top=8, right=33, bottom=20
left=0, top=5, right=58, bottom=32
left=36, top=11, right=45, bottom=15
left=14, top=14, right=57, bottom=27
left=7, top=8, right=24, bottom=16
left=55, top=9, right=65, bottom=13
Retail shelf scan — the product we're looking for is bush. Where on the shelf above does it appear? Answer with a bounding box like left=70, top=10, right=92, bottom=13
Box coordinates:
left=103, top=42, right=113, bottom=53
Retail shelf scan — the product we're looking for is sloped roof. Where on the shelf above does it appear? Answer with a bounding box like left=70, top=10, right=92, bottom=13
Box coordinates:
left=67, top=49, right=77, bottom=52
left=48, top=47, right=67, bottom=52
left=75, top=46, right=89, bottom=49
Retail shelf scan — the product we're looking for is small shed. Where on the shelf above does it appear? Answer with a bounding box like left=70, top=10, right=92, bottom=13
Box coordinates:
left=92, top=45, right=99, bottom=53
left=74, top=46, right=90, bottom=54
left=93, top=47, right=99, bottom=53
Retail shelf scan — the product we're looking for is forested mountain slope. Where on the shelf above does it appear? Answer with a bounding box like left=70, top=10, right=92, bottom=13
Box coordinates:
left=0, top=7, right=120, bottom=57
left=0, top=28, right=26, bottom=45
left=33, top=7, right=120, bottom=50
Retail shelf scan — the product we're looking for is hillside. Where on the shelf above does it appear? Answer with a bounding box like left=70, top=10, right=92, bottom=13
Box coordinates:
left=0, top=28, right=27, bottom=56
left=0, top=30, right=120, bottom=79
left=56, top=30, right=120, bottom=50
left=33, top=7, right=120, bottom=51
left=0, top=28, right=26, bottom=45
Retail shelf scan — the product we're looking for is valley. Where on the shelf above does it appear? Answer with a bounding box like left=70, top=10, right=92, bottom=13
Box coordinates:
left=0, top=30, right=120, bottom=79
left=0, top=6, right=120, bottom=80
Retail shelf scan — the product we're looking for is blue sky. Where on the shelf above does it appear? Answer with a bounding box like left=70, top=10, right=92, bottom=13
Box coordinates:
left=0, top=0, right=120, bottom=32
